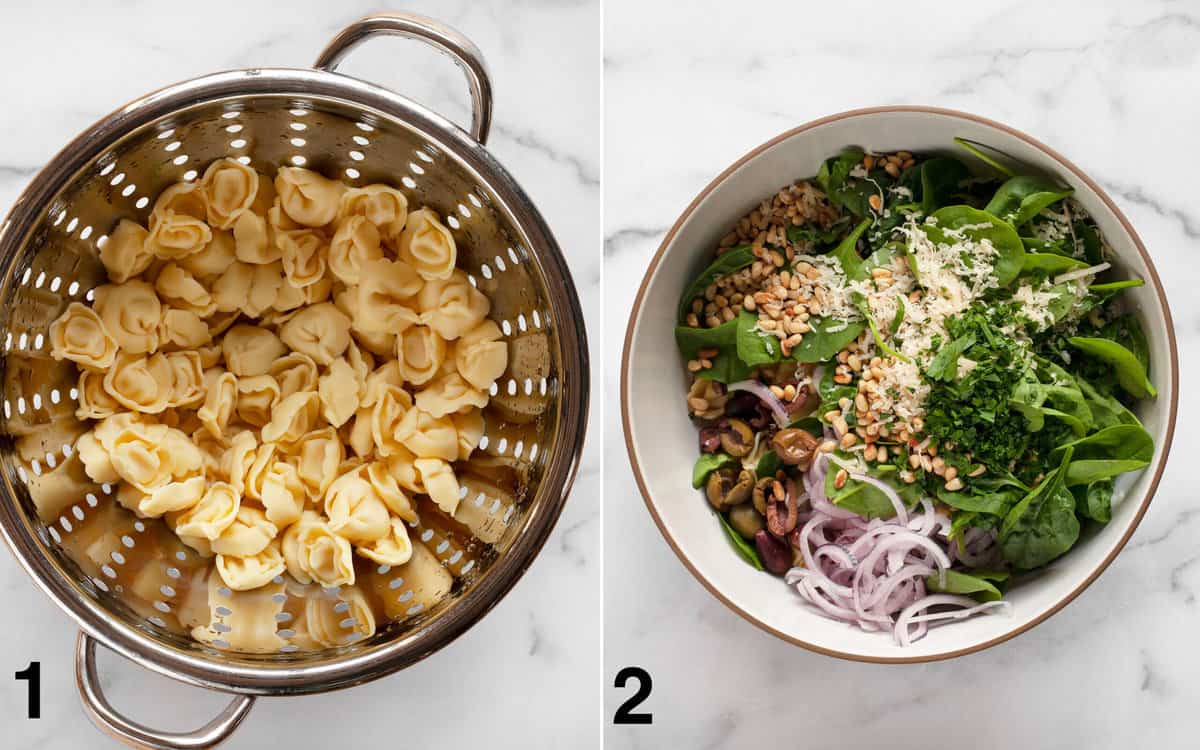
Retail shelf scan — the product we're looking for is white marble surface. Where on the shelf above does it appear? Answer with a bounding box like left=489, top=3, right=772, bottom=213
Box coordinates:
left=0, top=1, right=600, bottom=748
left=605, top=1, right=1198, bottom=747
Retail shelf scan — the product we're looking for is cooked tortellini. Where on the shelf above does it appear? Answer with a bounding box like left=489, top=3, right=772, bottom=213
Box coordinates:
left=50, top=302, right=118, bottom=370
left=47, top=163, right=504, bottom=609
left=399, top=207, right=457, bottom=281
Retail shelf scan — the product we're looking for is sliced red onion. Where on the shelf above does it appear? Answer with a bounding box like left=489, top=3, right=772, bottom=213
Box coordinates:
left=727, top=380, right=791, bottom=429
left=894, top=595, right=1012, bottom=646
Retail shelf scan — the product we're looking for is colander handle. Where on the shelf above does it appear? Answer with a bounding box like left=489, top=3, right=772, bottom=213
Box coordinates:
left=314, top=12, right=493, bottom=145
left=75, top=633, right=255, bottom=750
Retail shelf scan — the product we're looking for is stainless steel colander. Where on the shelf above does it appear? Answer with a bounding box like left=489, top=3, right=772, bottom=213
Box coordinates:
left=0, top=13, right=588, bottom=749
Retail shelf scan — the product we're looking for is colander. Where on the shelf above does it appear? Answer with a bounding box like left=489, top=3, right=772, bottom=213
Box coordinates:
left=0, top=12, right=588, bottom=749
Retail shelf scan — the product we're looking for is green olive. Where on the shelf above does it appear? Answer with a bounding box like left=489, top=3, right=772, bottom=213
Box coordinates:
left=728, top=503, right=765, bottom=539
left=719, top=418, right=754, bottom=457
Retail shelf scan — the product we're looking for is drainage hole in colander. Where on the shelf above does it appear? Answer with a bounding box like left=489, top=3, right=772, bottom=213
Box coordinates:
left=539, top=377, right=548, bottom=395
left=66, top=280, right=80, bottom=296
left=514, top=440, right=525, bottom=458
left=95, top=235, right=108, bottom=249
left=353, top=135, right=370, bottom=146
left=43, top=450, right=55, bottom=468
left=212, top=639, right=231, bottom=649
left=49, top=389, right=61, bottom=404
left=234, top=157, right=250, bottom=166
left=355, top=121, right=374, bottom=132
left=290, top=137, right=306, bottom=147
left=289, top=122, right=307, bottom=132
left=448, top=550, right=463, bottom=565
left=121, top=184, right=136, bottom=198
left=31, top=393, right=42, bottom=410
left=398, top=591, right=414, bottom=603
left=135, top=196, right=149, bottom=209
left=166, top=567, right=180, bottom=579
left=133, top=520, right=145, bottom=532
left=480, top=264, right=492, bottom=280
left=446, top=215, right=460, bottom=230
left=277, top=628, right=297, bottom=639
left=467, top=274, right=477, bottom=288
left=183, top=169, right=199, bottom=181
left=517, top=313, right=528, bottom=332
left=71, top=505, right=83, bottom=521
left=401, top=176, right=416, bottom=189
left=275, top=612, right=292, bottom=622
left=215, top=605, right=232, bottom=616
left=20, top=268, right=30, bottom=285
left=175, top=551, right=187, bottom=561
left=529, top=443, right=540, bottom=462
left=221, top=110, right=240, bottom=119
left=230, top=138, right=247, bottom=149
left=349, top=150, right=365, bottom=162
left=290, top=107, right=309, bottom=117
left=406, top=604, right=424, bottom=616
left=164, top=141, right=182, bottom=152
left=46, top=526, right=60, bottom=544
left=57, top=515, right=71, bottom=531
left=271, top=592, right=286, bottom=604
left=33, top=331, right=45, bottom=350
left=156, top=128, right=175, bottom=140
left=408, top=161, right=424, bottom=175
left=109, top=172, right=125, bottom=187
left=435, top=540, right=449, bottom=554
left=85, top=493, right=98, bottom=507
left=93, top=578, right=109, bottom=592
left=290, top=155, right=307, bottom=166
left=212, top=622, right=231, bottom=633
left=110, top=551, right=126, bottom=565
left=419, top=529, right=433, bottom=543
left=217, top=586, right=232, bottom=598
left=478, top=435, right=489, bottom=451
left=461, top=560, right=476, bottom=575
left=323, top=586, right=341, bottom=596
left=49, top=274, right=62, bottom=291
left=497, top=437, right=509, bottom=455
left=84, top=288, right=95, bottom=301
left=345, top=167, right=361, bottom=180
left=488, top=382, right=498, bottom=397
left=18, top=395, right=28, bottom=413
left=34, top=271, right=46, bottom=287
left=100, top=483, right=112, bottom=495
left=172, top=155, right=188, bottom=166
left=148, top=616, right=166, bottom=627
left=121, top=535, right=134, bottom=548
left=415, top=150, right=433, bottom=164
left=388, top=577, right=404, bottom=590
left=100, top=161, right=117, bottom=175
left=225, top=124, right=243, bottom=134
left=493, top=255, right=506, bottom=272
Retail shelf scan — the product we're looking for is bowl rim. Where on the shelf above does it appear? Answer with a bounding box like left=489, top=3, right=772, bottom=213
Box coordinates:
left=620, top=104, right=1179, bottom=664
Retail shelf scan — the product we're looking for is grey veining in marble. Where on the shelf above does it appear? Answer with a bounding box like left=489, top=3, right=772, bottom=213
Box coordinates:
left=605, top=1, right=1197, bottom=748
left=0, top=1, right=600, bottom=748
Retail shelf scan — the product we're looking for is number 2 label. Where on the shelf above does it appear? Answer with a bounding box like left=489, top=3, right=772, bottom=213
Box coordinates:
left=612, top=666, right=652, bottom=725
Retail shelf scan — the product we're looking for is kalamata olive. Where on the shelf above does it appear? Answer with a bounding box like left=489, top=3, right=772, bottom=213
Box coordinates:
left=706, top=468, right=754, bottom=511
left=719, top=418, right=754, bottom=457
left=765, top=477, right=799, bottom=537
left=752, top=475, right=774, bottom=515
left=728, top=503, right=765, bottom=539
left=772, top=428, right=820, bottom=469
left=755, top=529, right=792, bottom=574
left=698, top=426, right=722, bottom=453
left=723, top=391, right=762, bottom=418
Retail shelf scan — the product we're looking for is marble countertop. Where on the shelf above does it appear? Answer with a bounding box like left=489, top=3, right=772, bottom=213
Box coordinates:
left=604, top=0, right=1198, bottom=747
left=0, top=1, right=600, bottom=748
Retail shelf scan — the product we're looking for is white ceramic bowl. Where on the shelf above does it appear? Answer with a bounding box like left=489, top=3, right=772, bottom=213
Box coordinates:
left=621, top=106, right=1178, bottom=662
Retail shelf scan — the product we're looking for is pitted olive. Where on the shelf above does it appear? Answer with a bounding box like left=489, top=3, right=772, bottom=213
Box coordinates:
left=719, top=418, right=754, bottom=457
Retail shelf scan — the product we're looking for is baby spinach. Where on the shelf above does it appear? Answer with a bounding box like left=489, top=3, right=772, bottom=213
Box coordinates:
left=735, top=310, right=784, bottom=367
left=926, top=569, right=1008, bottom=602
left=1073, top=478, right=1114, bottom=524
left=756, top=450, right=781, bottom=479
left=817, top=149, right=870, bottom=216
left=999, top=448, right=1080, bottom=570
left=831, top=218, right=872, bottom=280
left=1100, top=314, right=1150, bottom=371
left=1074, top=219, right=1104, bottom=265
left=693, top=452, right=736, bottom=489
left=677, top=245, right=754, bottom=321
left=938, top=474, right=1027, bottom=516
left=919, top=157, right=970, bottom=213
left=826, top=468, right=898, bottom=520
left=954, top=137, right=1016, bottom=178
left=790, top=317, right=865, bottom=363
left=716, top=512, right=764, bottom=570
left=675, top=320, right=751, bottom=383
left=984, top=176, right=1074, bottom=227
left=1051, top=424, right=1153, bottom=487
left=1020, top=252, right=1087, bottom=275
left=1090, top=279, right=1144, bottom=295
left=1067, top=337, right=1156, bottom=399
left=926, top=206, right=1025, bottom=287
left=1009, top=358, right=1092, bottom=436
left=787, top=216, right=850, bottom=248
left=1076, top=377, right=1139, bottom=430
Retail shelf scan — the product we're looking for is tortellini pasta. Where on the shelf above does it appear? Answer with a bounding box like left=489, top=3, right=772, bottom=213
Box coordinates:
left=278, top=303, right=351, bottom=366
left=100, top=219, right=154, bottom=283
left=48, top=163, right=504, bottom=606
left=416, top=270, right=490, bottom=340
left=398, top=207, right=457, bottom=281
left=49, top=303, right=118, bottom=370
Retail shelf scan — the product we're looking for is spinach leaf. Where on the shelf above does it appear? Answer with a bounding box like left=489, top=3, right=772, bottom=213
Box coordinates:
left=787, top=216, right=851, bottom=248
left=1008, top=358, right=1093, bottom=436
left=790, top=317, right=866, bottom=363
left=1021, top=236, right=1073, bottom=256
left=926, top=206, right=1025, bottom=287
left=926, top=332, right=975, bottom=382
left=926, top=569, right=1007, bottom=602
left=1000, top=448, right=1080, bottom=570
left=938, top=475, right=1026, bottom=516
left=816, top=149, right=869, bottom=216
left=756, top=450, right=781, bottom=479
left=954, top=138, right=1016, bottom=178
left=791, top=416, right=824, bottom=436
left=675, top=320, right=751, bottom=383
left=1073, top=478, right=1114, bottom=524
left=716, top=512, right=764, bottom=570
left=1067, top=337, right=1156, bottom=399
left=984, top=176, right=1074, bottom=227
left=693, top=452, right=736, bottom=489
left=1020, top=252, right=1087, bottom=275
left=1051, top=423, right=1154, bottom=486
left=1074, top=219, right=1104, bottom=265
left=735, top=309, right=784, bottom=367
left=1076, top=376, right=1139, bottom=430
left=826, top=467, right=899, bottom=520
left=1100, top=314, right=1150, bottom=372
left=831, top=218, right=872, bottom=280
left=919, top=157, right=969, bottom=213
left=677, top=246, right=754, bottom=321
